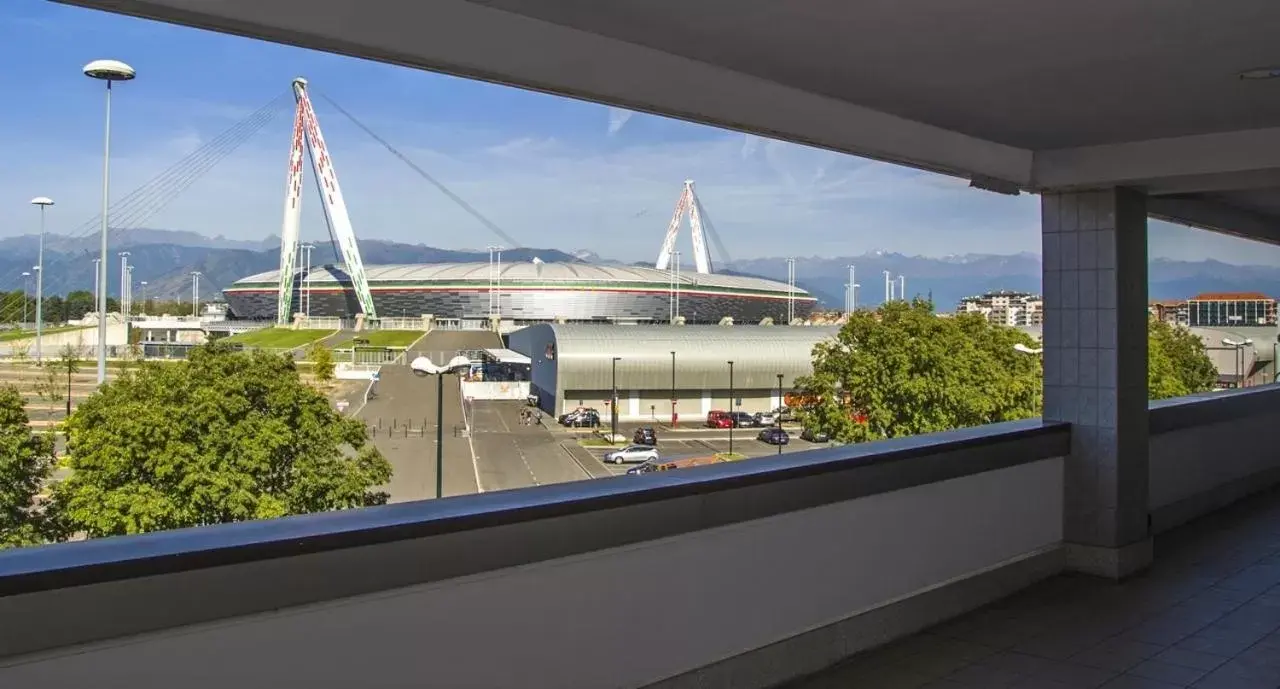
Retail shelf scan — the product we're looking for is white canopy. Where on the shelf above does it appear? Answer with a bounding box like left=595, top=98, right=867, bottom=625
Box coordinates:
left=484, top=348, right=532, bottom=365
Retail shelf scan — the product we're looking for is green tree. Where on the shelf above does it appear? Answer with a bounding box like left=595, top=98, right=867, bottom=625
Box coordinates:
left=309, top=343, right=336, bottom=383
left=46, top=343, right=391, bottom=538
left=1148, top=319, right=1218, bottom=400
left=796, top=299, right=1042, bottom=444
left=0, top=386, right=56, bottom=548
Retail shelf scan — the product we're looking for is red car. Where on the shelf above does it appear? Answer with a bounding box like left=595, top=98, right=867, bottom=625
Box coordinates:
left=705, top=410, right=733, bottom=428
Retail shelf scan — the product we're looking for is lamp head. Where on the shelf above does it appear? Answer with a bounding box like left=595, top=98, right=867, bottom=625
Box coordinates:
left=30, top=197, right=53, bottom=207
left=83, top=59, right=136, bottom=81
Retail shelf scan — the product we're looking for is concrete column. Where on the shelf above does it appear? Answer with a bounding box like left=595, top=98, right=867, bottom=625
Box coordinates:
left=1042, top=188, right=1152, bottom=579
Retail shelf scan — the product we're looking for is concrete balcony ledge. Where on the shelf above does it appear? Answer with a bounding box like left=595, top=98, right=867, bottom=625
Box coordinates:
left=0, top=419, right=1067, bottom=688
left=1149, top=384, right=1280, bottom=533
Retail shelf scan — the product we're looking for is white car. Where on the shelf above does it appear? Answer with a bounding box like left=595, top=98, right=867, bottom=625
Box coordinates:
left=604, top=445, right=659, bottom=465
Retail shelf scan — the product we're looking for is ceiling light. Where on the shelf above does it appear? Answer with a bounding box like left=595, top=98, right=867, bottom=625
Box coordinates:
left=1239, top=67, right=1280, bottom=80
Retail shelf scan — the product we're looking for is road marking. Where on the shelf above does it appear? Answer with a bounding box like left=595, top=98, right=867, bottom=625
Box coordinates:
left=459, top=388, right=483, bottom=493
left=559, top=442, right=604, bottom=480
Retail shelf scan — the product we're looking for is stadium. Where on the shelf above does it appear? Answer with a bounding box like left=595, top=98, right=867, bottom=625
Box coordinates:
left=229, top=82, right=814, bottom=326
left=223, top=262, right=817, bottom=325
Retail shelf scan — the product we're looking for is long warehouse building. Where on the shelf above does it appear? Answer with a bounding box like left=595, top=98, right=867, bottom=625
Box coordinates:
left=508, top=324, right=839, bottom=421
left=224, top=262, right=818, bottom=326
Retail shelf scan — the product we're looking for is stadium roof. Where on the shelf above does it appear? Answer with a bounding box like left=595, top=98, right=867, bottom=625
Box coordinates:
left=233, top=262, right=812, bottom=296
left=527, top=323, right=839, bottom=390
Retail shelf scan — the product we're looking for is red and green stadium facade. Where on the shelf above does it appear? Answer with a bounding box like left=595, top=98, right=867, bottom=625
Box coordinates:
left=224, top=262, right=817, bottom=324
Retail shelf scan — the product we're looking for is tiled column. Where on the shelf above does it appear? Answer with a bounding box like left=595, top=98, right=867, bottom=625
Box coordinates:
left=1042, top=188, right=1152, bottom=579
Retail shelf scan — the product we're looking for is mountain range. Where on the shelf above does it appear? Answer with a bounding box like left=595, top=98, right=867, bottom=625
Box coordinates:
left=0, top=229, right=1276, bottom=311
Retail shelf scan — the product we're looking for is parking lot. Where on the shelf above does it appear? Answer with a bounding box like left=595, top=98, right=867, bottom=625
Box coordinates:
left=564, top=425, right=831, bottom=476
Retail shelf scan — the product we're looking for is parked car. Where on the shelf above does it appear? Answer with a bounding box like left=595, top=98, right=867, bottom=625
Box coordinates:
left=730, top=411, right=755, bottom=427
left=706, top=410, right=733, bottom=428
left=758, top=427, right=790, bottom=445
left=800, top=427, right=830, bottom=443
left=561, top=409, right=600, bottom=427
left=605, top=445, right=660, bottom=465
left=754, top=411, right=777, bottom=426
left=775, top=406, right=797, bottom=423
left=633, top=427, right=658, bottom=445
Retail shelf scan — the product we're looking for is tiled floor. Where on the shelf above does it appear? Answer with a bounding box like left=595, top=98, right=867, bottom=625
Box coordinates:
left=786, top=489, right=1280, bottom=689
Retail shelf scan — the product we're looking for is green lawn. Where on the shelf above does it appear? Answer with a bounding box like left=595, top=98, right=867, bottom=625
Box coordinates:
left=341, top=330, right=426, bottom=349
left=222, top=328, right=335, bottom=349
left=0, top=325, right=91, bottom=343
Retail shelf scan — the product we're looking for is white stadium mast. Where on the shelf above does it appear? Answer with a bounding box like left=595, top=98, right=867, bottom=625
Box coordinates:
left=655, top=180, right=714, bottom=275
left=277, top=77, right=377, bottom=324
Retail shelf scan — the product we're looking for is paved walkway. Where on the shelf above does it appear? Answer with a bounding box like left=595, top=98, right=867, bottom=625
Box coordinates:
left=785, top=488, right=1280, bottom=689
left=358, top=366, right=477, bottom=501
left=469, top=400, right=594, bottom=492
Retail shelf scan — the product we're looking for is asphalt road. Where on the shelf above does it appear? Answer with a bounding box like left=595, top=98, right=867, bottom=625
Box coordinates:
left=468, top=400, right=595, bottom=491
left=358, top=365, right=478, bottom=502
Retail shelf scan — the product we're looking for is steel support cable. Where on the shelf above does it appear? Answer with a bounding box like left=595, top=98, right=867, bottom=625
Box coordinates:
left=60, top=90, right=292, bottom=244
left=108, top=105, right=284, bottom=239
left=694, top=195, right=734, bottom=269
left=108, top=96, right=290, bottom=244
left=317, top=92, right=525, bottom=249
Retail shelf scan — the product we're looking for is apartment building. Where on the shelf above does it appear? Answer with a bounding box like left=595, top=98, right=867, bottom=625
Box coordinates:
left=956, top=290, right=1043, bottom=327
left=1187, top=292, right=1277, bottom=327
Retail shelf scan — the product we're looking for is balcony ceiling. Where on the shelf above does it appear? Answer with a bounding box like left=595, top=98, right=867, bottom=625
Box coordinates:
left=59, top=0, right=1280, bottom=242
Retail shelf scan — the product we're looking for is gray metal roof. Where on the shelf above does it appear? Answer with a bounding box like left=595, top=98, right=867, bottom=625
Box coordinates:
left=533, top=323, right=839, bottom=391
left=234, top=262, right=810, bottom=296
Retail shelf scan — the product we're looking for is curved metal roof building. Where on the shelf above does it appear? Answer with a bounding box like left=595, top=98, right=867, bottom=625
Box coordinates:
left=223, top=262, right=817, bottom=325
left=508, top=323, right=839, bottom=417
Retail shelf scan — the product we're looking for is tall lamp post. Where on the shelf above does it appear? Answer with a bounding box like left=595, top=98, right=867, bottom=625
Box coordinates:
left=30, top=197, right=53, bottom=362
left=191, top=271, right=202, bottom=317
left=85, top=58, right=136, bottom=384
left=139, top=281, right=148, bottom=315
left=611, top=357, right=621, bottom=442
left=727, top=360, right=735, bottom=456
left=118, top=251, right=130, bottom=321
left=776, top=373, right=784, bottom=455
left=670, top=350, right=677, bottom=428
left=21, top=272, right=31, bottom=326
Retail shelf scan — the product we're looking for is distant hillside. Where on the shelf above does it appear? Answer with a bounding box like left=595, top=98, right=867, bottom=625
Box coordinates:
left=2, top=229, right=1276, bottom=309
left=0, top=229, right=579, bottom=300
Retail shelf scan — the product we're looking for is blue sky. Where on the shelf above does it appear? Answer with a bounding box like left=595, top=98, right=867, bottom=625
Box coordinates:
left=0, top=0, right=1276, bottom=265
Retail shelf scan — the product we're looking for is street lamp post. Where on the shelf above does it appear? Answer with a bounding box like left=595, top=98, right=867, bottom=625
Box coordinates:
left=85, top=59, right=135, bottom=384
left=92, top=258, right=101, bottom=316
left=611, top=357, right=621, bottom=442
left=30, top=197, right=53, bottom=362
left=776, top=373, right=784, bottom=455
left=670, top=350, right=677, bottom=428
left=727, top=360, right=735, bottom=456
left=21, top=272, right=31, bottom=325
left=191, top=271, right=202, bottom=317
left=118, top=252, right=130, bottom=322
left=139, top=281, right=148, bottom=315
left=436, top=371, right=444, bottom=498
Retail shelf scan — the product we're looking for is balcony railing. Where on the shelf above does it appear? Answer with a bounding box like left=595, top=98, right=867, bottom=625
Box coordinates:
left=1, top=387, right=1279, bottom=688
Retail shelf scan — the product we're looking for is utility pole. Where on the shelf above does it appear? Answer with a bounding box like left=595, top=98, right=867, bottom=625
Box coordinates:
left=191, top=271, right=202, bottom=317
left=727, top=360, right=736, bottom=456
left=847, top=264, right=856, bottom=313
left=785, top=257, right=797, bottom=324
left=611, top=357, right=622, bottom=442
left=92, top=259, right=101, bottom=317
left=118, top=251, right=130, bottom=319
left=670, top=350, right=677, bottom=428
